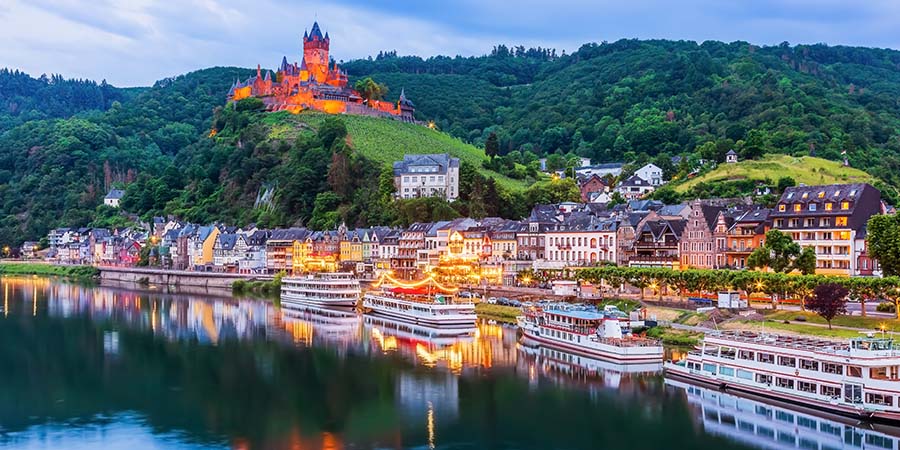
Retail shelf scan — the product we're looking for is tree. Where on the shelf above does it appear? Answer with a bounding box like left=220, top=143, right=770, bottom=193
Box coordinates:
left=806, top=283, right=848, bottom=329
left=776, top=176, right=796, bottom=193
left=794, top=247, right=817, bottom=275
left=353, top=77, right=388, bottom=102
left=747, top=230, right=810, bottom=273
left=867, top=214, right=900, bottom=277
left=485, top=132, right=499, bottom=160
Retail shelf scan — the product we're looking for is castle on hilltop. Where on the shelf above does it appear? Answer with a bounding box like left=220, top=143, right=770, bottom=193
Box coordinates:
left=227, top=21, right=415, bottom=121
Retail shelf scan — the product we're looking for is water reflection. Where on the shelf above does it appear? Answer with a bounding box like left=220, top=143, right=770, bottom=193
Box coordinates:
left=668, top=379, right=900, bottom=450
left=0, top=276, right=770, bottom=449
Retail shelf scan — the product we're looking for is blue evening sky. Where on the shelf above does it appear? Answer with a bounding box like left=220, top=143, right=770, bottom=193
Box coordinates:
left=1, top=0, right=898, bottom=86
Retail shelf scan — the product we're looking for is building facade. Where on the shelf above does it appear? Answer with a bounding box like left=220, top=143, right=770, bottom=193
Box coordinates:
left=393, top=154, right=460, bottom=201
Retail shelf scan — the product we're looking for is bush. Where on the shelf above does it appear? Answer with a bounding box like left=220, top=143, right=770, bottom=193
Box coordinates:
left=877, top=302, right=896, bottom=313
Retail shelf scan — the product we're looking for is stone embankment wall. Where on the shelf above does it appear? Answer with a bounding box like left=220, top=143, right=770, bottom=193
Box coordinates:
left=100, top=267, right=273, bottom=289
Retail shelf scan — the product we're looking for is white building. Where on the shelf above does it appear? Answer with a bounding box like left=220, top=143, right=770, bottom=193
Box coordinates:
left=573, top=162, right=624, bottom=178
left=542, top=221, right=618, bottom=266
left=104, top=189, right=125, bottom=208
left=393, top=153, right=460, bottom=201
left=616, top=175, right=656, bottom=200
left=634, top=163, right=664, bottom=186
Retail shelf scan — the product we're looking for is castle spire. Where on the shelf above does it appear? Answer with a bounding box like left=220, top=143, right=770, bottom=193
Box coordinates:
left=257, top=64, right=261, bottom=78
left=309, top=21, right=324, bottom=40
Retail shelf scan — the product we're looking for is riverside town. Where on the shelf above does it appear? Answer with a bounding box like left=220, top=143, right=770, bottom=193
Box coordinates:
left=7, top=6, right=900, bottom=450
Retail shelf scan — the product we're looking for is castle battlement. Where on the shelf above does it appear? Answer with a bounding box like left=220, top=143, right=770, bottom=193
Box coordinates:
left=227, top=21, right=415, bottom=122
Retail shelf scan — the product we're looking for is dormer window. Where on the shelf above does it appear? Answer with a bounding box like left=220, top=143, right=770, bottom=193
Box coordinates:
left=834, top=190, right=841, bottom=197
left=850, top=189, right=857, bottom=197
left=841, top=201, right=850, bottom=210
left=818, top=191, right=825, bottom=198
left=809, top=204, right=817, bottom=211
left=778, top=204, right=786, bottom=212
left=825, top=203, right=833, bottom=211
left=793, top=204, right=802, bottom=212
left=801, top=192, right=808, bottom=199
left=787, top=192, right=794, bottom=199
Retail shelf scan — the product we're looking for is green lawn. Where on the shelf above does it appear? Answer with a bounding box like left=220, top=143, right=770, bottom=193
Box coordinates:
left=263, top=111, right=529, bottom=191
left=475, top=303, right=522, bottom=324
left=0, top=263, right=98, bottom=279
left=725, top=320, right=871, bottom=339
left=675, top=154, right=874, bottom=193
left=764, top=310, right=900, bottom=332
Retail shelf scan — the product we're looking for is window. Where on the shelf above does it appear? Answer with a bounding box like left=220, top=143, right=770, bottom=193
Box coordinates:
left=793, top=204, right=802, bottom=212
left=778, top=204, right=786, bottom=212
left=720, top=347, right=736, bottom=359
left=738, top=350, right=755, bottom=360
left=848, top=366, right=863, bottom=378
left=818, top=191, right=825, bottom=198
left=736, top=369, right=754, bottom=380
left=801, top=192, right=808, bottom=199
left=866, top=393, right=894, bottom=406
left=809, top=204, right=817, bottom=211
left=836, top=217, right=848, bottom=227
left=825, top=202, right=833, bottom=211
left=702, top=363, right=716, bottom=374
left=757, top=353, right=774, bottom=364
left=798, top=381, right=817, bottom=393
left=800, top=359, right=818, bottom=371
left=756, top=374, right=773, bottom=385
left=778, top=356, right=796, bottom=367
left=776, top=377, right=794, bottom=389
left=841, top=201, right=850, bottom=210
left=870, top=366, right=899, bottom=380
left=719, top=366, right=735, bottom=377
left=821, top=385, right=840, bottom=398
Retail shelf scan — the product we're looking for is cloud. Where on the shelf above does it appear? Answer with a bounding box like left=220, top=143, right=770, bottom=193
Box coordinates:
left=2, top=0, right=900, bottom=86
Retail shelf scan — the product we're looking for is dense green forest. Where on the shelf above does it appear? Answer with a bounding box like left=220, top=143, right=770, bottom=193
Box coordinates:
left=343, top=40, right=900, bottom=191
left=5, top=38, right=900, bottom=244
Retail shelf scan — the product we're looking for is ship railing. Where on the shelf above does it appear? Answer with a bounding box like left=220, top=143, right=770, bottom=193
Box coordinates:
left=590, top=336, right=662, bottom=347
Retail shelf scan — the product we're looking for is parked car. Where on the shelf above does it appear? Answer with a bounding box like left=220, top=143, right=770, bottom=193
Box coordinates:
left=487, top=297, right=498, bottom=305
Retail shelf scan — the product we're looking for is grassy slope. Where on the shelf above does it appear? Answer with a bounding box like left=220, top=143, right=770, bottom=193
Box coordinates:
left=263, top=111, right=527, bottom=191
left=674, top=154, right=874, bottom=193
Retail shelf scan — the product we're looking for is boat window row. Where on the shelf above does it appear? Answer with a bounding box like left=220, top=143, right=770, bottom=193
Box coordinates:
left=687, top=361, right=898, bottom=408
left=549, top=328, right=581, bottom=343
left=707, top=346, right=900, bottom=379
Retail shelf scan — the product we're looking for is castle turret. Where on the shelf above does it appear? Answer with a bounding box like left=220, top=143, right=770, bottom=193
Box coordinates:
left=398, top=88, right=415, bottom=119
left=303, top=21, right=330, bottom=83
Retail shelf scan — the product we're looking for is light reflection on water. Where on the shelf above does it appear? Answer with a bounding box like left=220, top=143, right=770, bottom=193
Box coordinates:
left=0, top=276, right=895, bottom=450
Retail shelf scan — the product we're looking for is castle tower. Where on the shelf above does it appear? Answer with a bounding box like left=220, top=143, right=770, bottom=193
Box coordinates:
left=303, top=21, right=330, bottom=84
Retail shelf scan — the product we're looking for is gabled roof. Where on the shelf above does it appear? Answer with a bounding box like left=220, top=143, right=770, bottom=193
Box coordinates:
left=618, top=174, right=651, bottom=187
left=105, top=189, right=125, bottom=200
left=393, top=153, right=459, bottom=176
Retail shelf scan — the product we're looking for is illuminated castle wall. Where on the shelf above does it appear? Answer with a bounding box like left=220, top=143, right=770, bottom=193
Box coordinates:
left=228, top=22, right=416, bottom=121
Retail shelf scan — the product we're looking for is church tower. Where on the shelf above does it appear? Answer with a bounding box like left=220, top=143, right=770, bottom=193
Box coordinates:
left=303, top=22, right=330, bottom=84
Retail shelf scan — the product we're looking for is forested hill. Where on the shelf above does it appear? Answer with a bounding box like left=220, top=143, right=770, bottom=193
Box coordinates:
left=343, top=40, right=900, bottom=189
left=5, top=39, right=900, bottom=244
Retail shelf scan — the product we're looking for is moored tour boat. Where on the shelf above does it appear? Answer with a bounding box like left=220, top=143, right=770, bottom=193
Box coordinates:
left=280, top=272, right=361, bottom=308
left=362, top=276, right=476, bottom=329
left=516, top=306, right=664, bottom=364
left=665, top=330, right=900, bottom=424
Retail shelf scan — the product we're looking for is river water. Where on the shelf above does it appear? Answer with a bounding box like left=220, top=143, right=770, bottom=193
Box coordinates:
left=0, top=276, right=895, bottom=450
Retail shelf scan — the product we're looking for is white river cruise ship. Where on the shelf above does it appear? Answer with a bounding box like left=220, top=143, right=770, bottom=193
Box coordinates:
left=665, top=331, right=900, bottom=423
left=280, top=272, right=361, bottom=308
left=517, top=307, right=664, bottom=364
left=362, top=283, right=476, bottom=329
